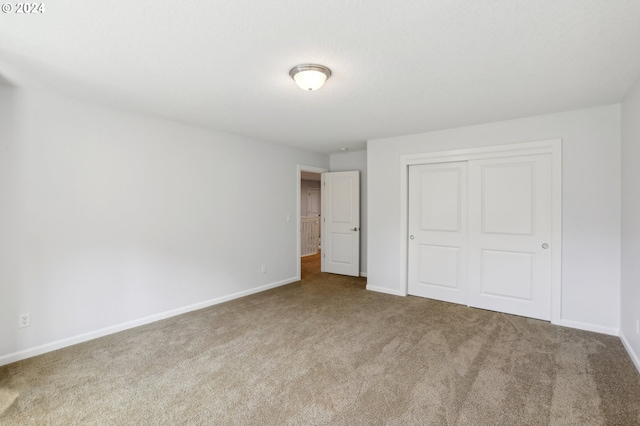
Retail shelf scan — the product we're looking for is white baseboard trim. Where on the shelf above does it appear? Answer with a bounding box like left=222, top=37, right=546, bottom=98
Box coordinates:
left=359, top=272, right=367, bottom=277
left=366, top=285, right=405, bottom=297
left=554, top=319, right=619, bottom=336
left=620, top=332, right=640, bottom=374
left=0, top=277, right=298, bottom=367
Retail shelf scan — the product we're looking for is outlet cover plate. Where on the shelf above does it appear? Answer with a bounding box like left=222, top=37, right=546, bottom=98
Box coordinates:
left=19, top=313, right=30, bottom=328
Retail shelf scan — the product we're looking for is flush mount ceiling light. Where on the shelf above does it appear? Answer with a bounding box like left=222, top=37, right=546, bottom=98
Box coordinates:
left=289, top=64, right=332, bottom=91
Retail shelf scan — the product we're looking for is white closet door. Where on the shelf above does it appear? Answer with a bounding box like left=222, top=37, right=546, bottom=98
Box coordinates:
left=408, top=162, right=468, bottom=305
left=467, top=154, right=552, bottom=320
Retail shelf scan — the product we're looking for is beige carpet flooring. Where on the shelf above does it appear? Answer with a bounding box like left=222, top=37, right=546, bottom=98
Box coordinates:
left=1, top=253, right=639, bottom=425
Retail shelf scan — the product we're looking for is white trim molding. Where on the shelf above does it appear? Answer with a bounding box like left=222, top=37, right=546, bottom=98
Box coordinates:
left=399, top=139, right=563, bottom=323
left=555, top=319, right=618, bottom=336
left=366, top=284, right=405, bottom=296
left=620, top=332, right=640, bottom=374
left=0, top=277, right=298, bottom=367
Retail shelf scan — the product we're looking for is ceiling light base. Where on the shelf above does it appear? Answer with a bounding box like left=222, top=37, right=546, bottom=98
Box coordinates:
left=290, top=64, right=332, bottom=91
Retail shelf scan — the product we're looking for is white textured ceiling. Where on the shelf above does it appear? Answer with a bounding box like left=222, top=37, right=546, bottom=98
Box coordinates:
left=1, top=1, right=640, bottom=153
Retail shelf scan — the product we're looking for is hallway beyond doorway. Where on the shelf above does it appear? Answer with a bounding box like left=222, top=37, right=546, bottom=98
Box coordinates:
left=301, top=252, right=321, bottom=280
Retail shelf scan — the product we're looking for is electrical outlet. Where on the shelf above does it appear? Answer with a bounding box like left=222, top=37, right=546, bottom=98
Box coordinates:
left=18, top=313, right=30, bottom=328
left=261, top=265, right=267, bottom=274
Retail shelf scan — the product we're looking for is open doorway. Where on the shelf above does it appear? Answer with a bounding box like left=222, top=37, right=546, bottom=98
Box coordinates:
left=300, top=171, right=322, bottom=279
left=297, top=165, right=327, bottom=280
left=296, top=165, right=361, bottom=280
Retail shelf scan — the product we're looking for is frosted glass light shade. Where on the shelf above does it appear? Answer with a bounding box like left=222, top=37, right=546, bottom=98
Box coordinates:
left=289, top=64, right=332, bottom=91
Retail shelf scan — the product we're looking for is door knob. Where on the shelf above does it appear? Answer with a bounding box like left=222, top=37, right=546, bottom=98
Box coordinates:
left=542, top=243, right=549, bottom=249
left=350, top=227, right=359, bottom=231
left=410, top=235, right=415, bottom=240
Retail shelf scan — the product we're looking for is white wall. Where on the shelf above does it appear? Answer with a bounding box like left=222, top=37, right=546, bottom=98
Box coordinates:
left=0, top=86, right=328, bottom=364
left=367, top=105, right=621, bottom=334
left=621, top=76, right=640, bottom=371
left=330, top=150, right=368, bottom=276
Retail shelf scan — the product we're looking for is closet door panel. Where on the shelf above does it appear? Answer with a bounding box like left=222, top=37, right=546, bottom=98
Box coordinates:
left=468, top=154, right=552, bottom=321
left=408, top=162, right=468, bottom=305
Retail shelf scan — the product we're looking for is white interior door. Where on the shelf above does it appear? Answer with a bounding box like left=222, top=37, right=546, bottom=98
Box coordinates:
left=308, top=188, right=321, bottom=216
left=308, top=187, right=321, bottom=247
left=322, top=171, right=360, bottom=276
left=408, top=162, right=468, bottom=304
left=467, top=154, right=552, bottom=320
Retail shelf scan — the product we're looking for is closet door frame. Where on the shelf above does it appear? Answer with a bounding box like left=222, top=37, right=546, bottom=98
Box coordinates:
left=400, top=139, right=562, bottom=324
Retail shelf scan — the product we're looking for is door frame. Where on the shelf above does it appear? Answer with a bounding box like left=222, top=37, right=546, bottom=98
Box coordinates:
left=297, top=164, right=328, bottom=280
left=400, top=139, right=562, bottom=324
